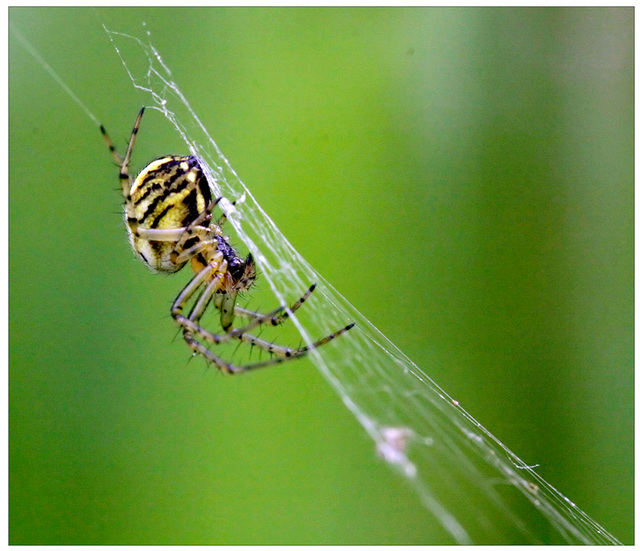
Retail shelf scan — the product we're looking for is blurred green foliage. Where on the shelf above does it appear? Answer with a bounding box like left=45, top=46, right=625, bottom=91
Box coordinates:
left=9, top=7, right=633, bottom=544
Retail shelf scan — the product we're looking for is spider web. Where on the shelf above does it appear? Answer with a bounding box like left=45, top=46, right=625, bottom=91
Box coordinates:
left=102, top=25, right=621, bottom=545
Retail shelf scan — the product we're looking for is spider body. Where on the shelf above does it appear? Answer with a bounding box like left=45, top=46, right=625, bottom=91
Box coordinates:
left=101, top=108, right=353, bottom=373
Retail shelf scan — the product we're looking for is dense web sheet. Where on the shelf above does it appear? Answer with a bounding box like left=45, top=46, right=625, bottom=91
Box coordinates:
left=103, top=26, right=621, bottom=545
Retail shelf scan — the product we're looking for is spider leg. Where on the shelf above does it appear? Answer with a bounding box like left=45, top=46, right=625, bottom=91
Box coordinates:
left=101, top=107, right=145, bottom=221
left=173, top=198, right=223, bottom=253
left=174, top=239, right=219, bottom=265
left=186, top=272, right=224, bottom=324
left=183, top=321, right=354, bottom=375
left=179, top=303, right=294, bottom=374
left=182, top=334, right=239, bottom=374
left=178, top=303, right=287, bottom=345
left=135, top=200, right=223, bottom=267
left=137, top=228, right=188, bottom=241
left=222, top=322, right=355, bottom=373
left=219, top=292, right=238, bottom=332
left=169, top=253, right=240, bottom=373
left=178, top=282, right=355, bottom=373
left=232, top=284, right=318, bottom=326
left=171, top=259, right=220, bottom=329
left=99, top=124, right=124, bottom=164
left=119, top=108, right=145, bottom=195
left=185, top=282, right=355, bottom=373
left=239, top=323, right=355, bottom=359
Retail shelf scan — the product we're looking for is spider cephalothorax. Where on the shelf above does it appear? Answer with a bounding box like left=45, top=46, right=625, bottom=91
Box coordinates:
left=101, top=108, right=353, bottom=373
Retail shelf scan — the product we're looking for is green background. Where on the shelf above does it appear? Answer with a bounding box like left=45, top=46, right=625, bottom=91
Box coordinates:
left=9, top=7, right=633, bottom=544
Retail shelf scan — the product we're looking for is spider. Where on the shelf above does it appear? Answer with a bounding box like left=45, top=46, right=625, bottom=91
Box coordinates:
left=101, top=107, right=354, bottom=374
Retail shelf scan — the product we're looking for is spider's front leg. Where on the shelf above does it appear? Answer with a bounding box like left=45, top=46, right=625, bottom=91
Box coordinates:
left=234, top=321, right=356, bottom=371
left=133, top=198, right=223, bottom=250
left=169, top=198, right=224, bottom=263
left=230, top=283, right=318, bottom=327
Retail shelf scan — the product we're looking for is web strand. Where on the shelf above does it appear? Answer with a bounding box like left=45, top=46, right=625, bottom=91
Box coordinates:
left=10, top=23, right=101, bottom=127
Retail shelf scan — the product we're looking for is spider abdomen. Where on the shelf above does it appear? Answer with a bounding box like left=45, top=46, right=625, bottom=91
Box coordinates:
left=128, top=155, right=212, bottom=272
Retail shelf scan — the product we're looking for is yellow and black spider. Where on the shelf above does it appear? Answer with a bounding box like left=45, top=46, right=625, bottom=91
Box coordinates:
left=101, top=108, right=353, bottom=373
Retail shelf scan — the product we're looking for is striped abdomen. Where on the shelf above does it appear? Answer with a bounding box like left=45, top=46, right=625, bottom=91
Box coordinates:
left=128, top=155, right=212, bottom=272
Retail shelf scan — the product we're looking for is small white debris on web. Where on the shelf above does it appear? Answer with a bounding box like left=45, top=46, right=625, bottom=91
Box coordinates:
left=234, top=192, right=247, bottom=207
left=526, top=481, right=540, bottom=495
left=376, top=427, right=416, bottom=478
left=220, top=197, right=239, bottom=219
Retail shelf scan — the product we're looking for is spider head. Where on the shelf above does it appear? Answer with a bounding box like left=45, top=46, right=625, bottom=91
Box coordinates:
left=228, top=253, right=256, bottom=292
